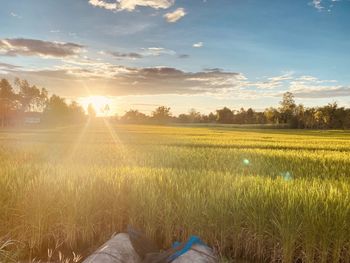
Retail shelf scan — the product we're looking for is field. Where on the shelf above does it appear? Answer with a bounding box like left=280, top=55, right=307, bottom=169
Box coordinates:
left=1, top=120, right=350, bottom=262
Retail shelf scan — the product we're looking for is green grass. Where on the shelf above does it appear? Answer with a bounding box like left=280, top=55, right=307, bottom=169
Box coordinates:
left=1, top=120, right=350, bottom=262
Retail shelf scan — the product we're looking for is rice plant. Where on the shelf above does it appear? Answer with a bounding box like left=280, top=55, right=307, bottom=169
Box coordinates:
left=0, top=121, right=349, bottom=262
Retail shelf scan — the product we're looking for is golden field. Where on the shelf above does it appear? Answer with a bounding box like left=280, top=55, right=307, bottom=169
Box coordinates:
left=1, top=120, right=350, bottom=262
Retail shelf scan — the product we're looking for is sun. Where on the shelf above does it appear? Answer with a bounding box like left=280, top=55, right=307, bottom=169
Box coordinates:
left=79, top=96, right=112, bottom=116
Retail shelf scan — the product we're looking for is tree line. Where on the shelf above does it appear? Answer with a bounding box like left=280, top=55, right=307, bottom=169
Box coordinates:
left=1, top=77, right=349, bottom=129
left=118, top=92, right=350, bottom=129
left=0, top=78, right=86, bottom=127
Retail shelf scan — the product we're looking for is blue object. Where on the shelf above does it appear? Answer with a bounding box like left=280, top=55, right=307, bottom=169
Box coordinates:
left=167, top=236, right=207, bottom=262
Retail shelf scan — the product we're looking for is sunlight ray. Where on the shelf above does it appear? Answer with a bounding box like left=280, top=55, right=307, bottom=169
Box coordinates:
left=103, top=117, right=124, bottom=149
left=102, top=117, right=136, bottom=165
left=67, top=118, right=91, bottom=161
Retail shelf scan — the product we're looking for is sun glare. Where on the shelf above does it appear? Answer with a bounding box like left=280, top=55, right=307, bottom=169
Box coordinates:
left=79, top=96, right=112, bottom=116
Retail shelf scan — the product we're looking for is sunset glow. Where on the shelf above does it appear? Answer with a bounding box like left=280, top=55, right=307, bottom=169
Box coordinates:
left=79, top=96, right=112, bottom=116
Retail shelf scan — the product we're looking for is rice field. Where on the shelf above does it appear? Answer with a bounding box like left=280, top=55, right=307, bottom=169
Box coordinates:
left=1, top=119, right=350, bottom=262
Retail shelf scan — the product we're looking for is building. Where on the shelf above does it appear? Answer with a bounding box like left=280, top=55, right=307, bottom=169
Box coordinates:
left=23, top=112, right=42, bottom=125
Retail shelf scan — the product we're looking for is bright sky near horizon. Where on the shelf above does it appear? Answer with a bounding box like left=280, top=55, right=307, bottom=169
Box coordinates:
left=0, top=0, right=349, bottom=115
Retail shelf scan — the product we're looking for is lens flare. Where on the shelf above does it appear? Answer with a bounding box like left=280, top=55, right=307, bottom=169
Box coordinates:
left=282, top=171, right=293, bottom=181
left=243, top=159, right=250, bottom=165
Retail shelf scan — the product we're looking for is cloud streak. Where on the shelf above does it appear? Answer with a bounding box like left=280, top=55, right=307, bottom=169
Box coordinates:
left=89, top=0, right=174, bottom=11
left=193, top=42, right=203, bottom=48
left=164, top=8, right=186, bottom=22
left=1, top=57, right=348, bottom=100
left=0, top=38, right=84, bottom=58
left=109, top=51, right=143, bottom=59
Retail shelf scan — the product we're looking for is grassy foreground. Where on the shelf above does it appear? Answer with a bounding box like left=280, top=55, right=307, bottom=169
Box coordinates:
left=1, top=120, right=350, bottom=262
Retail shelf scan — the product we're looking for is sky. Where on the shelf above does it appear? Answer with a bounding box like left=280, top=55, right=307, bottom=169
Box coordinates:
left=0, top=0, right=349, bottom=115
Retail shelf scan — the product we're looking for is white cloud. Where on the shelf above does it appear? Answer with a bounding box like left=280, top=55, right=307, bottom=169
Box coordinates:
left=141, top=47, right=176, bottom=56
left=310, top=0, right=342, bottom=11
left=164, top=7, right=186, bottom=22
left=193, top=42, right=203, bottom=48
left=89, top=0, right=174, bottom=11
left=284, top=74, right=350, bottom=98
left=312, top=0, right=324, bottom=10
left=88, top=0, right=117, bottom=10
left=10, top=12, right=21, bottom=18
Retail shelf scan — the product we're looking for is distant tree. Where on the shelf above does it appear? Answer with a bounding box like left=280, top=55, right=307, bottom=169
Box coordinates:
left=121, top=109, right=148, bottom=123
left=293, top=104, right=306, bottom=128
left=245, top=108, right=255, bottom=124
left=216, top=107, right=233, bottom=124
left=15, top=78, right=48, bottom=112
left=43, top=95, right=69, bottom=125
left=208, top=112, right=217, bottom=123
left=87, top=103, right=96, bottom=118
left=152, top=106, right=172, bottom=123
left=314, top=108, right=327, bottom=129
left=237, top=108, right=246, bottom=124
left=188, top=108, right=202, bottom=123
left=303, top=108, right=317, bottom=129
left=264, top=107, right=280, bottom=124
left=335, top=106, right=350, bottom=129
left=279, top=92, right=296, bottom=124
left=178, top=113, right=189, bottom=123
left=255, top=112, right=267, bottom=124
left=68, top=101, right=86, bottom=123
left=0, top=79, right=18, bottom=127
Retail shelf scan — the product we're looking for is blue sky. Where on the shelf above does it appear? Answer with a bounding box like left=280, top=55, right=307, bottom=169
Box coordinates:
left=0, top=0, right=349, bottom=114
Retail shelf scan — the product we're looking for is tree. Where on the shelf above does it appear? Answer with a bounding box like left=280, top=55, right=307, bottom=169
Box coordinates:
left=43, top=96, right=86, bottom=125
left=293, top=104, right=306, bottom=128
left=68, top=101, right=86, bottom=123
left=43, top=95, right=69, bottom=125
left=264, top=107, right=280, bottom=124
left=152, top=106, right=172, bottom=123
left=188, top=108, right=202, bottom=123
left=208, top=112, right=217, bottom=123
left=216, top=107, right=233, bottom=124
left=279, top=92, right=296, bottom=124
left=15, top=78, right=48, bottom=112
left=121, top=109, right=148, bottom=123
left=178, top=113, right=190, bottom=123
left=0, top=79, right=18, bottom=127
left=245, top=108, right=255, bottom=124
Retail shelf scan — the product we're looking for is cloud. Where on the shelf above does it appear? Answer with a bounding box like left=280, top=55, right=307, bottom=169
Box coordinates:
left=0, top=62, right=20, bottom=70
left=193, top=42, right=203, bottom=48
left=88, top=0, right=174, bottom=11
left=2, top=54, right=348, bottom=100
left=88, top=0, right=117, bottom=10
left=241, top=73, right=350, bottom=99
left=0, top=38, right=84, bottom=58
left=141, top=47, right=176, bottom=56
left=292, top=86, right=350, bottom=98
left=164, top=8, right=186, bottom=22
left=10, top=12, right=21, bottom=18
left=1, top=60, right=246, bottom=97
left=287, top=75, right=350, bottom=98
left=0, top=62, right=21, bottom=74
left=241, top=73, right=292, bottom=90
left=312, top=0, right=324, bottom=10
left=310, top=0, right=342, bottom=11
left=203, top=68, right=223, bottom=72
left=109, top=51, right=143, bottom=59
